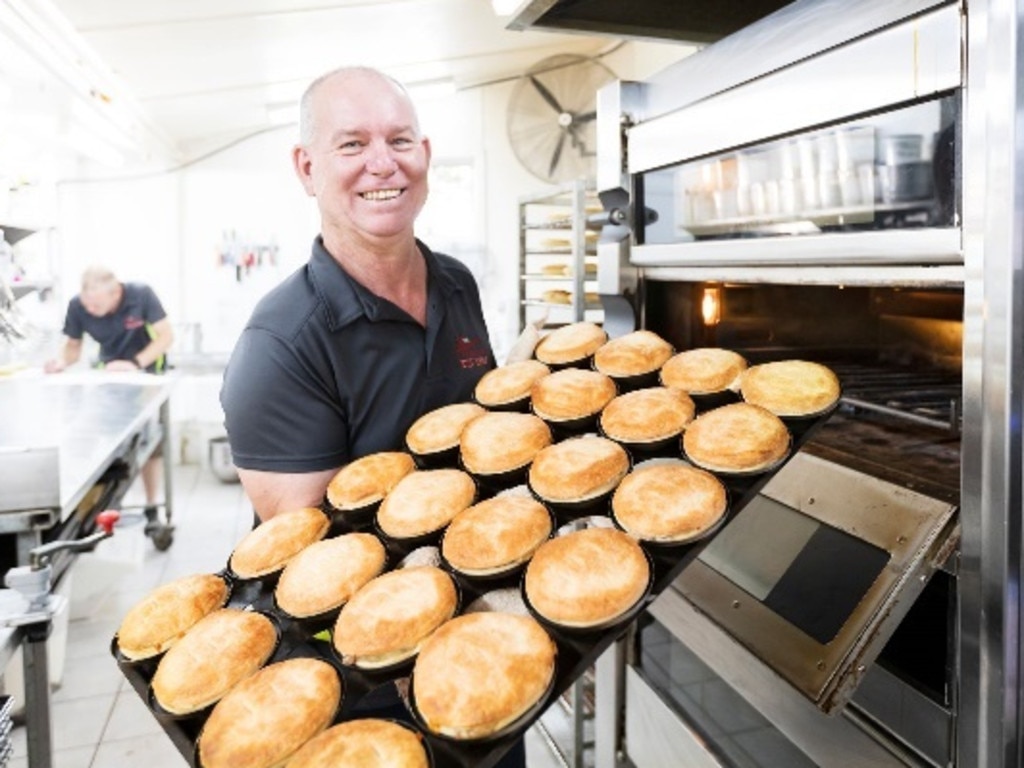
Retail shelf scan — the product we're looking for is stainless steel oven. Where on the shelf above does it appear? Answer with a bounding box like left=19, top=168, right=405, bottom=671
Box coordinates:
left=566, top=0, right=1024, bottom=765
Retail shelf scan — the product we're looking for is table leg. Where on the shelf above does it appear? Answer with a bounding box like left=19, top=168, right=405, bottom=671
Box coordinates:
left=22, top=621, right=52, bottom=768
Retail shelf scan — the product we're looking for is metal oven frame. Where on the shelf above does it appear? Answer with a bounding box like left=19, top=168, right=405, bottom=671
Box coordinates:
left=585, top=0, right=1024, bottom=766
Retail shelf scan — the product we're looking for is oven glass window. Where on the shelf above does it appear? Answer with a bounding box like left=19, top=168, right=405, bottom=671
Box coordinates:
left=699, top=495, right=890, bottom=644
left=640, top=93, right=960, bottom=245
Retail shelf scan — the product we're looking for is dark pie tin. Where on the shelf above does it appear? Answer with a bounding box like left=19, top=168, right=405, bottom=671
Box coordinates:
left=530, top=409, right=603, bottom=441
left=534, top=353, right=595, bottom=372
left=682, top=388, right=741, bottom=413
left=321, top=495, right=381, bottom=533
left=519, top=547, right=655, bottom=638
left=596, top=421, right=686, bottom=462
left=328, top=571, right=461, bottom=676
left=594, top=367, right=662, bottom=394
left=111, top=570, right=235, bottom=677
left=457, top=457, right=532, bottom=499
left=680, top=433, right=792, bottom=479
left=471, top=392, right=532, bottom=413
left=405, top=441, right=461, bottom=470
left=146, top=609, right=283, bottom=722
left=273, top=597, right=344, bottom=638
left=406, top=647, right=557, bottom=744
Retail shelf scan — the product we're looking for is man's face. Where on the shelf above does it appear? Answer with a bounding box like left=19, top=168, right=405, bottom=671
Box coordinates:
left=80, top=285, right=120, bottom=317
left=293, top=72, right=431, bottom=244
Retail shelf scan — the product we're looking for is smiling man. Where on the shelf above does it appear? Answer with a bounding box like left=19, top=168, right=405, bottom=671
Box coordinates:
left=220, top=67, right=495, bottom=521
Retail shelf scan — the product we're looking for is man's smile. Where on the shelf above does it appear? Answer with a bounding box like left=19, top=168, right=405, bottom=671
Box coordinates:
left=360, top=188, right=403, bottom=201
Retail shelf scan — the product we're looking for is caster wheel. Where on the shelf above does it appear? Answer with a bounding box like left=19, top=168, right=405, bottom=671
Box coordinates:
left=151, top=527, right=175, bottom=551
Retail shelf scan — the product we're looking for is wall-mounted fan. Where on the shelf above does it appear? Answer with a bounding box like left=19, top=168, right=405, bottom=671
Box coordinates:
left=507, top=53, right=617, bottom=184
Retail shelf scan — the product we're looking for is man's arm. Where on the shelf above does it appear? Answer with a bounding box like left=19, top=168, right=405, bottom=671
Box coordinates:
left=44, top=337, right=83, bottom=373
left=238, top=467, right=339, bottom=521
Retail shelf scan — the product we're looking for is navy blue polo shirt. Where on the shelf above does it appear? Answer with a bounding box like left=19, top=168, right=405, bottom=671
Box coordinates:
left=220, top=237, right=495, bottom=473
left=63, top=282, right=168, bottom=372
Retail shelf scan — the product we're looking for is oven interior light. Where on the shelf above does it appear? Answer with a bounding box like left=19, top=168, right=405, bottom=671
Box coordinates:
left=702, top=287, right=722, bottom=326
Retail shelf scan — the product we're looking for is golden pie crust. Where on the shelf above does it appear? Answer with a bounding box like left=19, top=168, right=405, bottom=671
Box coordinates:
left=325, top=452, right=416, bottom=511
left=659, top=348, right=748, bottom=394
left=740, top=359, right=841, bottom=416
left=376, top=469, right=476, bottom=539
left=198, top=657, right=341, bottom=768
left=459, top=412, right=552, bottom=476
left=599, top=387, right=696, bottom=443
left=683, top=402, right=790, bottom=473
left=405, top=402, right=485, bottom=455
left=287, top=719, right=429, bottom=768
left=528, top=435, right=630, bottom=503
left=530, top=368, right=617, bottom=422
left=413, top=612, right=556, bottom=739
left=332, top=566, right=457, bottom=668
left=442, top=496, right=552, bottom=575
left=474, top=360, right=551, bottom=407
left=593, top=330, right=674, bottom=378
left=525, top=527, right=649, bottom=628
left=275, top=533, right=386, bottom=619
left=534, top=321, right=607, bottom=365
left=116, top=573, right=228, bottom=661
left=151, top=608, right=277, bottom=715
left=612, top=464, right=728, bottom=542
left=229, top=507, right=330, bottom=579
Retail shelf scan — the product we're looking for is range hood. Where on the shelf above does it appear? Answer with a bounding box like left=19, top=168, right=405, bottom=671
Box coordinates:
left=506, top=0, right=794, bottom=43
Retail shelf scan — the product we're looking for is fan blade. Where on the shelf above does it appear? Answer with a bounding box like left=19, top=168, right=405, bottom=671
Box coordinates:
left=530, top=76, right=564, bottom=114
left=575, top=110, right=597, bottom=123
left=549, top=130, right=567, bottom=178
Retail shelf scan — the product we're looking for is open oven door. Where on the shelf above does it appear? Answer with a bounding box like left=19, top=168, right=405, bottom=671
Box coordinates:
left=673, top=450, right=959, bottom=715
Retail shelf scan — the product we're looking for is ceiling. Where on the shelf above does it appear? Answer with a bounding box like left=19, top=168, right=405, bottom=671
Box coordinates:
left=0, top=0, right=623, bottom=177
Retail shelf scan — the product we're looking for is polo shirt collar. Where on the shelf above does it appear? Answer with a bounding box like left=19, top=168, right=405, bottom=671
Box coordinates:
left=307, top=236, right=462, bottom=331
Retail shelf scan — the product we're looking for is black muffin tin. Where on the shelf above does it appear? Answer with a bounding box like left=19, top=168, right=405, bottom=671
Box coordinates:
left=112, top=395, right=838, bottom=768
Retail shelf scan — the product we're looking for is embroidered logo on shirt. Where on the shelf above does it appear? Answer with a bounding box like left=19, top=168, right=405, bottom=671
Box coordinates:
left=455, top=335, right=489, bottom=369
left=123, top=316, right=145, bottom=331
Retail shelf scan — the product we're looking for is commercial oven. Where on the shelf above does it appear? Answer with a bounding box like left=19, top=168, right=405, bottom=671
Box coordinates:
left=571, top=0, right=1024, bottom=766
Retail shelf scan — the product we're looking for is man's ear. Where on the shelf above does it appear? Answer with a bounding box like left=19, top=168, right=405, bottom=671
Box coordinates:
left=292, top=145, right=316, bottom=197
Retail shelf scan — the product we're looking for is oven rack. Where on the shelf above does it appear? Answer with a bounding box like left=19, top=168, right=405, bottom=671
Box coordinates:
left=111, top=402, right=836, bottom=768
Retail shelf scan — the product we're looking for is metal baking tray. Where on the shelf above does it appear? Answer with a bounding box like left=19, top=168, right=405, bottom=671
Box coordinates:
left=112, top=398, right=837, bottom=768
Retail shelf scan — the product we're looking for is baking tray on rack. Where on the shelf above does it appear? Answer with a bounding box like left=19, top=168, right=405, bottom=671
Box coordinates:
left=112, top=399, right=838, bottom=768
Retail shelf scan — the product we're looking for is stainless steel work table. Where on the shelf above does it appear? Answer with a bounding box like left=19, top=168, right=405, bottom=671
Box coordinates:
left=0, top=370, right=176, bottom=767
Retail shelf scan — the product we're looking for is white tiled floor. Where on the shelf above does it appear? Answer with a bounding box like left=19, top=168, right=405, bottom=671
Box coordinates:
left=7, top=463, right=571, bottom=768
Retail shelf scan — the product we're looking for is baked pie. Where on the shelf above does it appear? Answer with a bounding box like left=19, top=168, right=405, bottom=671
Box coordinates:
left=533, top=321, right=608, bottom=367
left=459, top=412, right=552, bottom=479
left=116, top=573, right=229, bottom=661
left=405, top=402, right=485, bottom=465
left=530, top=368, right=617, bottom=429
left=612, top=463, right=728, bottom=543
left=197, top=657, right=341, bottom=768
left=441, top=495, right=552, bottom=577
left=412, top=611, right=556, bottom=739
left=332, top=565, right=458, bottom=669
left=325, top=452, right=416, bottom=515
left=275, top=533, right=386, bottom=620
left=528, top=435, right=630, bottom=508
left=599, top=387, right=695, bottom=449
left=473, top=359, right=551, bottom=410
left=524, top=527, right=649, bottom=629
left=287, top=719, right=429, bottom=768
left=683, top=402, right=790, bottom=474
left=740, top=359, right=841, bottom=417
left=592, top=329, right=674, bottom=385
left=229, top=506, right=330, bottom=580
left=376, top=468, right=476, bottom=540
left=150, top=608, right=277, bottom=716
left=659, top=347, right=748, bottom=394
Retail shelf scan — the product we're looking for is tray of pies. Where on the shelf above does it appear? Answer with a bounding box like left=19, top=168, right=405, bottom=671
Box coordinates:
left=111, top=325, right=841, bottom=768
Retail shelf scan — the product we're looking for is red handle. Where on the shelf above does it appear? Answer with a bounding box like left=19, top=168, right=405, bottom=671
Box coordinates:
left=96, top=510, right=121, bottom=535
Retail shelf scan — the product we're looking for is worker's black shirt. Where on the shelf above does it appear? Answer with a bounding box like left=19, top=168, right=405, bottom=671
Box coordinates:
left=220, top=237, right=494, bottom=472
left=63, top=282, right=168, bottom=372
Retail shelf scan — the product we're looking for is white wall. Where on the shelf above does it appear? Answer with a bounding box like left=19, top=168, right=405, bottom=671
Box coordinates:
left=50, top=38, right=695, bottom=437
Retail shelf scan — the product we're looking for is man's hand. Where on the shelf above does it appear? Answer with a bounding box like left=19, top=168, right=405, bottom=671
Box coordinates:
left=43, top=358, right=65, bottom=374
left=505, top=312, right=549, bottom=365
